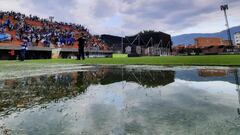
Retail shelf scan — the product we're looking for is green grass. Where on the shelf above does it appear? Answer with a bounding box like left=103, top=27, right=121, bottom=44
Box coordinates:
left=112, top=54, right=128, bottom=58
left=1, top=55, right=240, bottom=66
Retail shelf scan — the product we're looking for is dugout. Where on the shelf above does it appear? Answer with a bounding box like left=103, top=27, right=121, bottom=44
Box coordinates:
left=0, top=49, right=51, bottom=60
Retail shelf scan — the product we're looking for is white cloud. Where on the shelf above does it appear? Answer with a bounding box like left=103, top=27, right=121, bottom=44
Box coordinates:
left=0, top=0, right=240, bottom=36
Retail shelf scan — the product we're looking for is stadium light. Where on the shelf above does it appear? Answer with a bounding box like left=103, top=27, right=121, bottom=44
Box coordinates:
left=220, top=4, right=233, bottom=46
left=49, top=16, right=54, bottom=22
left=121, top=31, right=124, bottom=54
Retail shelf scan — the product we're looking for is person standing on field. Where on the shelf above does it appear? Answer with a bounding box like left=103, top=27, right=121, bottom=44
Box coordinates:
left=77, top=34, right=87, bottom=60
left=19, top=41, right=28, bottom=61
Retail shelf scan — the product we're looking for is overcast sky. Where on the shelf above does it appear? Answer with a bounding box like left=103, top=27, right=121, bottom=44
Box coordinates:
left=0, top=0, right=239, bottom=36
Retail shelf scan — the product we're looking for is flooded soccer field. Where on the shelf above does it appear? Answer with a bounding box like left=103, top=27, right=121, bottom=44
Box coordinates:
left=0, top=65, right=240, bottom=135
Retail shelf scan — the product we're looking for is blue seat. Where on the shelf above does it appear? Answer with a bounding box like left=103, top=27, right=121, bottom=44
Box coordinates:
left=0, top=34, right=11, bottom=41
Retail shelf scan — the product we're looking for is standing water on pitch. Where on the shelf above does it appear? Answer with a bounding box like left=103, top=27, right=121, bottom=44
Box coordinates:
left=0, top=66, right=240, bottom=135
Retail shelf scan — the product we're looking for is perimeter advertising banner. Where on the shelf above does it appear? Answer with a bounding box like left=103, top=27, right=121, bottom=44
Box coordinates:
left=52, top=48, right=61, bottom=59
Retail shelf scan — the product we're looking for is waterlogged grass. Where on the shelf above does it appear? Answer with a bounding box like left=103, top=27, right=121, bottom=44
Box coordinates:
left=0, top=63, right=90, bottom=80
left=1, top=55, right=240, bottom=67
left=26, top=55, right=240, bottom=66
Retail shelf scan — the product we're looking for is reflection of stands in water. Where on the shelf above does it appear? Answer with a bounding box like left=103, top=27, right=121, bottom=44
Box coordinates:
left=99, top=68, right=175, bottom=87
left=0, top=72, right=89, bottom=116
left=198, top=69, right=228, bottom=77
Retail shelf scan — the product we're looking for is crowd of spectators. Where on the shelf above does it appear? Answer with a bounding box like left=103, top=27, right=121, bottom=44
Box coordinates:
left=0, top=11, right=90, bottom=47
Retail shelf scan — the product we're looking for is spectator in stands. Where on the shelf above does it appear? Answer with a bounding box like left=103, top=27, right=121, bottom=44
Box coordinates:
left=0, top=10, right=107, bottom=52
left=0, top=12, right=3, bottom=19
left=43, top=39, right=50, bottom=47
left=36, top=37, right=40, bottom=46
left=0, top=27, right=6, bottom=33
left=11, top=36, right=13, bottom=42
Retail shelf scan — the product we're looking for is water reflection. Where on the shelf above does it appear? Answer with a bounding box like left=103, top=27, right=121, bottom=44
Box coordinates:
left=198, top=69, right=228, bottom=77
left=0, top=67, right=175, bottom=117
left=233, top=69, right=240, bottom=115
left=100, top=67, right=175, bottom=87
left=0, top=66, right=240, bottom=135
left=199, top=69, right=240, bottom=116
left=176, top=68, right=236, bottom=84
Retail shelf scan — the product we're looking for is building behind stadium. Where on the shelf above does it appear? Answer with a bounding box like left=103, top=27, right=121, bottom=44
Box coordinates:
left=173, top=36, right=240, bottom=55
left=101, top=31, right=172, bottom=56
left=235, top=32, right=240, bottom=45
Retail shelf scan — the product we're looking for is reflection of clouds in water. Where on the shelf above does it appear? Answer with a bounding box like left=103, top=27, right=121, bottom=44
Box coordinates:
left=82, top=82, right=164, bottom=134
left=0, top=81, right=4, bottom=89
left=87, top=83, right=127, bottom=109
left=174, top=79, right=237, bottom=95
left=1, top=80, right=239, bottom=135
left=0, top=105, right=71, bottom=135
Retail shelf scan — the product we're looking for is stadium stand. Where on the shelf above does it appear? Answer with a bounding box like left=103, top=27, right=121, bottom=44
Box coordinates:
left=0, top=11, right=108, bottom=51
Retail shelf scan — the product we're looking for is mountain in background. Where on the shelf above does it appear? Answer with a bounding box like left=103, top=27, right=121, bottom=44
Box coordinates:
left=100, top=34, right=122, bottom=47
left=172, top=26, right=240, bottom=46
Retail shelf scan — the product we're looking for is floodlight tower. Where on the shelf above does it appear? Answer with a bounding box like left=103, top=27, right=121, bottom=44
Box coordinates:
left=49, top=16, right=54, bottom=23
left=220, top=4, right=233, bottom=46
left=121, top=31, right=124, bottom=54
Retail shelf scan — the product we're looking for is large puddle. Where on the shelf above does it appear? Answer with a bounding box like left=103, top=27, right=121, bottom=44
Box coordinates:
left=0, top=66, right=240, bottom=135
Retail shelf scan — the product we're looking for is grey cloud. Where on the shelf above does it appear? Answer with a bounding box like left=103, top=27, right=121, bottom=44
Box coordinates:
left=118, top=0, right=240, bottom=34
left=0, top=0, right=240, bottom=36
left=121, top=0, right=214, bottom=23
left=20, top=0, right=77, bottom=22
left=93, top=0, right=117, bottom=18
